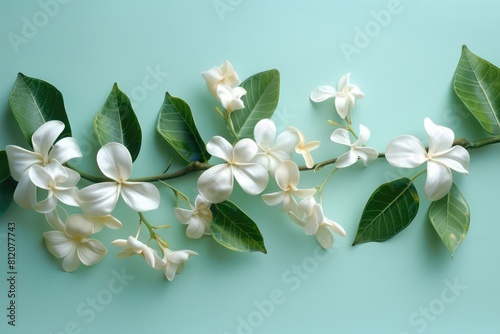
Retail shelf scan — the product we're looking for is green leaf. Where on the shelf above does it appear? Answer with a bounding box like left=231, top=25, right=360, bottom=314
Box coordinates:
left=9, top=73, right=72, bottom=145
left=230, top=69, right=280, bottom=139
left=428, top=184, right=470, bottom=257
left=93, top=83, right=142, bottom=161
left=210, top=201, right=267, bottom=253
left=353, top=177, right=419, bottom=245
left=156, top=92, right=210, bottom=162
left=453, top=45, right=500, bottom=135
left=0, top=151, right=17, bottom=216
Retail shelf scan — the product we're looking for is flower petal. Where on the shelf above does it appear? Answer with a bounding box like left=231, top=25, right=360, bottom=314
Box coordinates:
left=335, top=150, right=358, bottom=168
left=275, top=160, right=299, bottom=189
left=233, top=138, right=258, bottom=163
left=254, top=119, right=276, bottom=149
left=186, top=220, right=206, bottom=239
left=330, top=128, right=351, bottom=146
left=13, top=171, right=37, bottom=209
left=201, top=66, right=223, bottom=97
left=385, top=135, right=427, bottom=168
left=262, top=191, right=286, bottom=206
left=32, top=120, right=64, bottom=157
left=355, top=147, right=379, bottom=166
left=88, top=215, right=123, bottom=233
left=197, top=164, right=234, bottom=203
left=425, top=161, right=453, bottom=201
left=232, top=163, right=269, bottom=195
left=335, top=96, right=349, bottom=119
left=49, top=137, right=82, bottom=164
left=33, top=194, right=58, bottom=214
left=206, top=136, right=233, bottom=162
left=315, top=225, right=333, bottom=249
left=96, top=142, right=133, bottom=181
left=77, top=182, right=120, bottom=216
left=120, top=182, right=160, bottom=212
left=355, top=124, right=371, bottom=146
left=78, top=239, right=108, bottom=266
left=310, top=86, right=337, bottom=102
left=65, top=214, right=94, bottom=238
left=5, top=145, right=41, bottom=181
left=62, top=246, right=80, bottom=272
left=43, top=231, right=74, bottom=258
left=273, top=129, right=299, bottom=154
left=433, top=146, right=470, bottom=174
left=29, top=164, right=54, bottom=189
left=424, top=118, right=454, bottom=155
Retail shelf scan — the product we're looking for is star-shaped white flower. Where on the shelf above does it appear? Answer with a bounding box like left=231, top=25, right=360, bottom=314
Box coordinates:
left=310, top=73, right=364, bottom=119
left=217, top=84, right=247, bottom=113
left=154, top=248, right=198, bottom=281
left=197, top=136, right=269, bottom=203
left=262, top=161, right=316, bottom=212
left=253, top=119, right=299, bottom=172
left=330, top=124, right=378, bottom=168
left=385, top=117, right=470, bottom=201
left=288, top=127, right=320, bottom=169
left=112, top=235, right=157, bottom=268
left=43, top=214, right=107, bottom=272
left=202, top=60, right=240, bottom=97
left=6, top=120, right=82, bottom=209
left=174, top=194, right=213, bottom=239
left=77, top=142, right=160, bottom=216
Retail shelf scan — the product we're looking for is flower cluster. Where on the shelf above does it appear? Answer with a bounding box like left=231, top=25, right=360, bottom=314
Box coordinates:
left=5, top=121, right=195, bottom=279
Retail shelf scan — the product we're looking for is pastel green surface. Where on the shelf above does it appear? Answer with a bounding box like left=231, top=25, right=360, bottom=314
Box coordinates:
left=1, top=1, right=499, bottom=333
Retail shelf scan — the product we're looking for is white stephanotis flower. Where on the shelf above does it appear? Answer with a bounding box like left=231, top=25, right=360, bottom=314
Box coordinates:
left=77, top=142, right=160, bottom=216
left=289, top=196, right=346, bottom=248
left=217, top=84, right=247, bottom=113
left=112, top=235, right=157, bottom=268
left=154, top=248, right=198, bottom=281
left=288, top=127, right=320, bottom=169
left=6, top=120, right=82, bottom=209
left=385, top=117, right=470, bottom=201
left=43, top=214, right=108, bottom=272
left=310, top=73, right=364, bottom=119
left=174, top=194, right=212, bottom=239
left=253, top=119, right=299, bottom=172
left=202, top=60, right=240, bottom=97
left=262, top=160, right=316, bottom=212
left=197, top=136, right=269, bottom=203
left=28, top=164, right=80, bottom=213
left=330, top=124, right=378, bottom=168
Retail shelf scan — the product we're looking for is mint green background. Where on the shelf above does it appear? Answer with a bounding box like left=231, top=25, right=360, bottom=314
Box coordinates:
left=1, top=1, right=499, bottom=333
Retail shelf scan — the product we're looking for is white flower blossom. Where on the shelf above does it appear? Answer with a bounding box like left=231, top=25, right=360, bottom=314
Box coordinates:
left=330, top=124, right=378, bottom=168
left=197, top=136, right=269, bottom=203
left=262, top=161, right=316, bottom=212
left=43, top=214, right=107, bottom=272
left=112, top=236, right=157, bottom=268
left=174, top=194, right=212, bottom=239
left=310, top=72, right=364, bottom=119
left=6, top=120, right=82, bottom=209
left=154, top=248, right=198, bottom=281
left=253, top=119, right=299, bottom=172
left=77, top=142, right=160, bottom=216
left=217, top=84, right=247, bottom=113
left=288, top=127, right=320, bottom=169
left=385, top=117, right=470, bottom=201
left=202, top=60, right=240, bottom=98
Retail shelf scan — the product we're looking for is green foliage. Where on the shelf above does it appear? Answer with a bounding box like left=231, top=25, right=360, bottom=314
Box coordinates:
left=156, top=92, right=211, bottom=163
left=210, top=201, right=267, bottom=253
left=428, top=184, right=470, bottom=257
left=9, top=73, right=72, bottom=144
left=0, top=151, right=16, bottom=215
left=353, top=178, right=420, bottom=245
left=93, top=83, right=142, bottom=161
left=230, top=69, right=280, bottom=139
left=454, top=45, right=500, bottom=135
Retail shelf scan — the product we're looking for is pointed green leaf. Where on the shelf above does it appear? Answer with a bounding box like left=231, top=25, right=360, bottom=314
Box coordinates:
left=353, top=177, right=419, bottom=245
left=453, top=45, right=500, bottom=135
left=93, top=83, right=142, bottom=161
left=210, top=201, right=267, bottom=253
left=230, top=69, right=280, bottom=139
left=9, top=73, right=72, bottom=145
left=428, top=184, right=470, bottom=257
left=0, top=151, right=16, bottom=216
left=156, top=92, right=210, bottom=162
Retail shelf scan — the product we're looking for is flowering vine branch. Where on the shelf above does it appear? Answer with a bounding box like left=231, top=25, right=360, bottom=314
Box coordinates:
left=1, top=44, right=499, bottom=280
